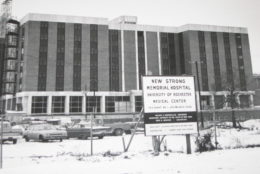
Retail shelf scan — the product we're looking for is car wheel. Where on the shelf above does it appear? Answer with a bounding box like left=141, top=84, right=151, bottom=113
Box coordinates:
left=24, top=136, right=30, bottom=142
left=39, top=135, right=45, bottom=142
left=114, top=128, right=124, bottom=136
left=13, top=139, right=17, bottom=144
left=98, top=135, right=104, bottom=139
left=125, top=130, right=132, bottom=134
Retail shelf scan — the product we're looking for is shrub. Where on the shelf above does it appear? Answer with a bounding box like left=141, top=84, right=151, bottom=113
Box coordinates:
left=195, top=132, right=215, bottom=152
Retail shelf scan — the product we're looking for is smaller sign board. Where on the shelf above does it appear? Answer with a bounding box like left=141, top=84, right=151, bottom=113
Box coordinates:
left=142, top=76, right=197, bottom=136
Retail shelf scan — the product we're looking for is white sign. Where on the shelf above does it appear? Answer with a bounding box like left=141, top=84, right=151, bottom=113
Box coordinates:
left=142, top=76, right=196, bottom=113
left=142, top=76, right=197, bottom=136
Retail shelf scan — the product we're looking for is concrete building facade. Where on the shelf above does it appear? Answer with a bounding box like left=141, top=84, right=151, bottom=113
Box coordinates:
left=0, top=13, right=256, bottom=118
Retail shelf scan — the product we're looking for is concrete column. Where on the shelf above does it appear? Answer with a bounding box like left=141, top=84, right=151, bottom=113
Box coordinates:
left=130, top=92, right=136, bottom=113
left=224, top=94, right=228, bottom=109
left=47, top=95, right=52, bottom=115
left=100, top=95, right=106, bottom=113
left=157, top=32, right=161, bottom=75
left=27, top=95, right=32, bottom=115
left=82, top=94, right=86, bottom=114
left=249, top=94, right=254, bottom=108
left=121, top=29, right=125, bottom=91
left=144, top=31, right=148, bottom=75
left=236, top=94, right=240, bottom=108
left=65, top=95, right=70, bottom=115
left=210, top=94, right=215, bottom=109
left=196, top=92, right=201, bottom=111
left=135, top=30, right=139, bottom=90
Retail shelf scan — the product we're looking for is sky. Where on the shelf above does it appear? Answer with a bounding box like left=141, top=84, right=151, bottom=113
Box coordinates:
left=8, top=0, right=260, bottom=73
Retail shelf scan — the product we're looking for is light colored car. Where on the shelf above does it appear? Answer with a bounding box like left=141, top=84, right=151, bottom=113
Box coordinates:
left=23, top=124, right=67, bottom=142
left=95, top=118, right=132, bottom=136
left=0, top=121, right=22, bottom=144
left=66, top=120, right=111, bottom=139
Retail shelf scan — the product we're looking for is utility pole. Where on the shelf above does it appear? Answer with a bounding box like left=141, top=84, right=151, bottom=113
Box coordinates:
left=0, top=98, right=4, bottom=169
left=195, top=61, right=204, bottom=128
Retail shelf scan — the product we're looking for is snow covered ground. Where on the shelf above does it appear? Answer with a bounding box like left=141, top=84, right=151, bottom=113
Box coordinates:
left=1, top=120, right=260, bottom=174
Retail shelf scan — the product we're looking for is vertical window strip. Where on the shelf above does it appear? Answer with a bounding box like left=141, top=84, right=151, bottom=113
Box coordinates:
left=109, top=30, right=120, bottom=91
left=198, top=31, right=209, bottom=91
left=90, top=24, right=98, bottom=91
left=56, top=23, right=65, bottom=91
left=223, top=32, right=234, bottom=88
left=137, top=31, right=146, bottom=89
left=210, top=32, right=222, bottom=91
left=178, top=33, right=185, bottom=74
left=160, top=32, right=170, bottom=75
left=235, top=33, right=247, bottom=91
left=168, top=33, right=176, bottom=75
left=73, top=24, right=82, bottom=91
left=38, top=22, right=48, bottom=91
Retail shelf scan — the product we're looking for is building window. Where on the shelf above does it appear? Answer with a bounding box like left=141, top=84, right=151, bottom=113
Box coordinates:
left=105, top=96, right=130, bottom=113
left=210, top=32, right=222, bottom=91
left=138, top=31, right=146, bottom=89
left=240, top=95, right=249, bottom=108
left=135, top=96, right=143, bottom=112
left=73, top=24, right=82, bottom=91
left=235, top=33, right=246, bottom=91
left=6, top=59, right=16, bottom=70
left=4, top=83, right=14, bottom=94
left=86, top=96, right=100, bottom=113
left=90, top=24, right=98, bottom=91
left=223, top=32, right=234, bottom=88
left=198, top=31, right=209, bottom=91
left=38, top=22, right=49, bottom=91
left=52, top=96, right=65, bottom=113
left=31, top=96, right=47, bottom=114
left=7, top=47, right=16, bottom=58
left=5, top=72, right=15, bottom=82
left=17, top=97, right=23, bottom=111
left=201, top=96, right=210, bottom=110
left=56, top=23, right=65, bottom=91
left=160, top=33, right=176, bottom=76
left=69, top=96, right=82, bottom=113
left=214, top=96, right=224, bottom=109
left=178, top=33, right=185, bottom=74
left=109, top=30, right=120, bottom=91
left=7, top=35, right=17, bottom=46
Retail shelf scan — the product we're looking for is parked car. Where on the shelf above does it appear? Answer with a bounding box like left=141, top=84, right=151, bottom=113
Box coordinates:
left=0, top=121, right=22, bottom=144
left=66, top=120, right=111, bottom=139
left=125, top=121, right=144, bottom=133
left=95, top=118, right=132, bottom=136
left=23, top=124, right=67, bottom=142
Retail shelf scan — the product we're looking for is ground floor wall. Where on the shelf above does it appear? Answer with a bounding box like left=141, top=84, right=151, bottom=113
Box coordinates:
left=0, top=90, right=256, bottom=117
left=200, top=108, right=260, bottom=122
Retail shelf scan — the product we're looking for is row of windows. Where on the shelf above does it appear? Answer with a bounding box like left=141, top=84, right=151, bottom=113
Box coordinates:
left=31, top=96, right=140, bottom=114
left=32, top=22, right=248, bottom=92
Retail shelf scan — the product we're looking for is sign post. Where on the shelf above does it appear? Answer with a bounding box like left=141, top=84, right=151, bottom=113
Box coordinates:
left=142, top=76, right=197, bottom=153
